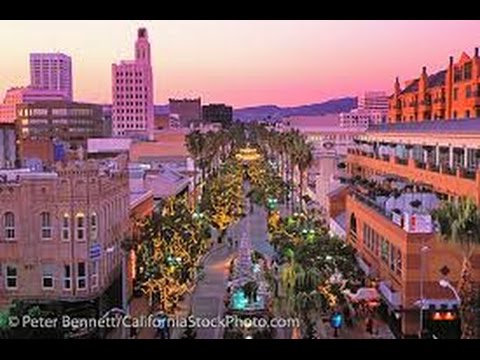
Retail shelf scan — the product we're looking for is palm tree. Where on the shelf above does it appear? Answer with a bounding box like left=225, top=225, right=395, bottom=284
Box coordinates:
left=186, top=130, right=205, bottom=206
left=433, top=198, right=480, bottom=339
left=297, top=141, right=314, bottom=212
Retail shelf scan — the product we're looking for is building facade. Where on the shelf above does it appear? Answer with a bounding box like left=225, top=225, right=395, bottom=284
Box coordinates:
left=339, top=109, right=386, bottom=128
left=30, top=53, right=73, bottom=101
left=339, top=91, right=388, bottom=129
left=202, top=104, right=233, bottom=127
left=0, top=155, right=130, bottom=311
left=0, top=124, right=17, bottom=169
left=169, top=98, right=202, bottom=128
left=358, top=91, right=389, bottom=113
left=388, top=48, right=480, bottom=123
left=0, top=87, right=67, bottom=124
left=329, top=118, right=480, bottom=338
left=16, top=101, right=103, bottom=162
left=112, top=28, right=154, bottom=140
left=282, top=116, right=365, bottom=212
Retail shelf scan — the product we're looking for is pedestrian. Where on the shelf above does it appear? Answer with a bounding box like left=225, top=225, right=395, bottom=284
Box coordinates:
left=234, top=239, right=239, bottom=248
left=365, top=317, right=373, bottom=334
left=228, top=237, right=233, bottom=248
left=130, top=325, right=138, bottom=339
left=343, top=304, right=353, bottom=328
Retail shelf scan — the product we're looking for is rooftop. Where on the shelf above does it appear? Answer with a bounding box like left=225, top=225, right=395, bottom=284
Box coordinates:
left=369, top=117, right=480, bottom=135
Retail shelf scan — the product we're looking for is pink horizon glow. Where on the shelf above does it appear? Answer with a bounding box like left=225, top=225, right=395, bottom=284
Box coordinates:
left=1, top=20, right=480, bottom=108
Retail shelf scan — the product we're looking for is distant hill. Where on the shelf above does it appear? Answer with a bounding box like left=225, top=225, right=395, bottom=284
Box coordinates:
left=232, top=97, right=357, bottom=122
left=151, top=97, right=357, bottom=121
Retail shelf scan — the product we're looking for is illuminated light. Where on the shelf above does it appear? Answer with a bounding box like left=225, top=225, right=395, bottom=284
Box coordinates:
left=232, top=289, right=248, bottom=310
left=433, top=312, right=442, bottom=321
left=245, top=335, right=253, bottom=339
left=444, top=312, right=455, bottom=321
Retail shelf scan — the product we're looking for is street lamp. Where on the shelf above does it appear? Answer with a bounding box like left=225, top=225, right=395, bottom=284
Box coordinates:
left=106, top=245, right=129, bottom=339
left=418, top=245, right=429, bottom=338
left=439, top=279, right=461, bottom=304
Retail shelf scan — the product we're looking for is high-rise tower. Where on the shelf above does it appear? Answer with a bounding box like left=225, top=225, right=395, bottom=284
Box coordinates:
left=112, top=28, right=154, bottom=140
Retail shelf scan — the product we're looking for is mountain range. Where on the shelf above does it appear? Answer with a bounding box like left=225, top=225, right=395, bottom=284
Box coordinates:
left=154, top=96, right=357, bottom=122
left=232, top=97, right=357, bottom=122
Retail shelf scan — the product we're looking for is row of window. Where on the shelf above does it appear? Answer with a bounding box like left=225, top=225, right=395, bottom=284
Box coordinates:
left=451, top=84, right=480, bottom=101
left=116, top=72, right=142, bottom=77
left=18, top=108, right=92, bottom=117
left=2, top=212, right=97, bottom=242
left=114, top=102, right=148, bottom=107
left=115, top=78, right=143, bottom=84
left=114, top=117, right=146, bottom=123
left=115, top=86, right=148, bottom=92
left=116, top=93, right=146, bottom=99
left=2, top=262, right=97, bottom=291
left=114, top=107, right=146, bottom=113
left=363, top=224, right=402, bottom=276
left=115, top=123, right=145, bottom=129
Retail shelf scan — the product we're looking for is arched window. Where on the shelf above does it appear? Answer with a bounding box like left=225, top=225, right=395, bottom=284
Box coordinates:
left=76, top=213, right=85, bottom=241
left=4, top=212, right=15, bottom=240
left=90, top=212, right=98, bottom=241
left=40, top=212, right=52, bottom=239
left=62, top=213, right=70, bottom=241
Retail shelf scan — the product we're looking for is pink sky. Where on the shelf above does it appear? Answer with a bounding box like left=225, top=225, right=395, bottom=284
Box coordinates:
left=1, top=20, right=480, bottom=108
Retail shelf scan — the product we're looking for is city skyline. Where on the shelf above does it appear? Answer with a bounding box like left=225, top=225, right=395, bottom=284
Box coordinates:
left=1, top=20, right=480, bottom=107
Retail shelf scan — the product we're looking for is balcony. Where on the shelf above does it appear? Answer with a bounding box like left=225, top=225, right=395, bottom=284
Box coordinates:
left=349, top=182, right=437, bottom=234
left=379, top=281, right=402, bottom=309
left=347, top=151, right=478, bottom=201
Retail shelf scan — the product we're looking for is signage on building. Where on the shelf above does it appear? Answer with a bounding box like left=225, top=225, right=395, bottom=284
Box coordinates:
left=89, top=243, right=102, bottom=260
left=392, top=212, right=403, bottom=227
left=403, top=213, right=433, bottom=233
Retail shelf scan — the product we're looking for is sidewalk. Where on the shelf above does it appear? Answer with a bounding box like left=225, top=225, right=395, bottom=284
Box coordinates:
left=128, top=243, right=229, bottom=340
left=317, top=315, right=395, bottom=339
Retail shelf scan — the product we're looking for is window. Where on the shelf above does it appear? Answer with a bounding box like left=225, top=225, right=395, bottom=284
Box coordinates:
left=389, top=245, right=396, bottom=272
left=62, top=214, right=70, bottom=241
left=63, top=265, right=72, bottom=290
left=396, top=250, right=402, bottom=276
left=466, top=85, right=472, bottom=98
left=90, top=213, right=98, bottom=240
left=453, top=88, right=458, bottom=101
left=381, top=238, right=389, bottom=263
left=76, top=213, right=85, bottom=241
left=40, top=212, right=52, bottom=239
left=349, top=214, right=357, bottom=242
left=91, top=260, right=99, bottom=288
left=4, top=212, right=15, bottom=240
left=464, top=62, right=472, bottom=80
left=6, top=265, right=17, bottom=289
left=77, top=262, right=86, bottom=289
left=42, top=265, right=54, bottom=289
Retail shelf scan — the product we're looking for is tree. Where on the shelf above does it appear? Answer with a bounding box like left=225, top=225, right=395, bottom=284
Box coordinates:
left=186, top=130, right=205, bottom=206
left=297, top=141, right=314, bottom=212
left=433, top=198, right=480, bottom=339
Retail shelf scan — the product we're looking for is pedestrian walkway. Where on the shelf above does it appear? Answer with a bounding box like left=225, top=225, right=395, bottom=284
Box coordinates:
left=317, top=314, right=395, bottom=339
left=188, top=244, right=235, bottom=339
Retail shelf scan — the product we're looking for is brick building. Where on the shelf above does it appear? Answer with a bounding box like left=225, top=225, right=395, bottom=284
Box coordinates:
left=389, top=48, right=480, bottom=122
left=0, top=155, right=130, bottom=317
